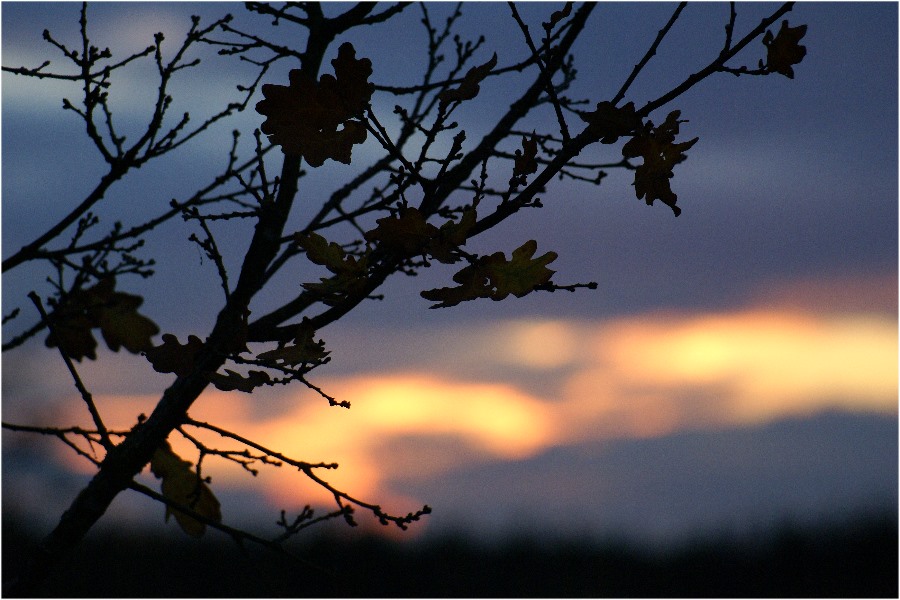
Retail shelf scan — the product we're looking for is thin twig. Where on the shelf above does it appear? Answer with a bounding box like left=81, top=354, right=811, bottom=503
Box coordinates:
left=612, top=2, right=687, bottom=105
left=27, top=291, right=112, bottom=450
left=508, top=3, right=571, bottom=142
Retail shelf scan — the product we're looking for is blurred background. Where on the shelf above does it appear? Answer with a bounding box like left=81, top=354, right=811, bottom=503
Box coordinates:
left=3, top=2, right=897, bottom=596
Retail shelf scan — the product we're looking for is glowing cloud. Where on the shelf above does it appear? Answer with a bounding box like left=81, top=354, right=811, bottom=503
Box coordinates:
left=588, top=310, right=897, bottom=424
left=38, top=299, right=897, bottom=528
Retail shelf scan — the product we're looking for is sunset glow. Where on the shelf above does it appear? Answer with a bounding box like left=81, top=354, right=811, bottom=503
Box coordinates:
left=48, top=302, right=896, bottom=520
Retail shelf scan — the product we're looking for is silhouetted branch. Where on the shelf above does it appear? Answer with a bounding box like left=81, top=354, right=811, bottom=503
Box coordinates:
left=612, top=2, right=687, bottom=105
left=639, top=2, right=794, bottom=116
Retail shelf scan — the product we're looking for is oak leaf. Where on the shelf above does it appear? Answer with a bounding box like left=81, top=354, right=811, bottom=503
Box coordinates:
left=98, top=290, right=159, bottom=354
left=151, top=442, right=221, bottom=538
left=297, top=232, right=369, bottom=304
left=580, top=101, right=641, bottom=144
left=425, top=205, right=477, bottom=264
left=364, top=206, right=439, bottom=256
left=47, top=312, right=98, bottom=361
left=209, top=369, right=271, bottom=393
left=45, top=277, right=158, bottom=361
left=257, top=342, right=326, bottom=367
left=296, top=232, right=350, bottom=274
left=256, top=42, right=373, bottom=166
left=438, top=53, right=498, bottom=109
left=621, top=110, right=698, bottom=216
left=512, top=136, right=539, bottom=180
left=762, top=20, right=807, bottom=79
left=144, top=333, right=204, bottom=376
left=420, top=261, right=494, bottom=308
left=487, top=240, right=557, bottom=300
left=421, top=240, right=557, bottom=308
left=329, top=41, right=375, bottom=116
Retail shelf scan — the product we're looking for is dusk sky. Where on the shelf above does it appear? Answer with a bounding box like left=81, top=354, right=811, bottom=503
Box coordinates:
left=2, top=2, right=897, bottom=549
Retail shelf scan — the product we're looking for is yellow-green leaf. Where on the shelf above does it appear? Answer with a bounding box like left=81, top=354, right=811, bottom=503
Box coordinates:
left=150, top=442, right=221, bottom=538
left=98, top=291, right=159, bottom=354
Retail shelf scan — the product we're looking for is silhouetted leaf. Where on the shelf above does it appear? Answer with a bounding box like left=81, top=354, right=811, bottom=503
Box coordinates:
left=438, top=53, right=498, bottom=109
left=426, top=205, right=477, bottom=264
left=44, top=277, right=158, bottom=361
left=421, top=240, right=557, bottom=308
left=144, top=333, right=204, bottom=376
left=296, top=232, right=350, bottom=273
left=256, top=331, right=328, bottom=367
left=763, top=20, right=807, bottom=78
left=256, top=42, right=373, bottom=166
left=543, top=2, right=573, bottom=33
left=580, top=101, right=641, bottom=144
left=364, top=206, right=439, bottom=255
left=209, top=369, right=271, bottom=393
left=622, top=110, right=698, bottom=216
left=297, top=232, right=369, bottom=304
left=512, top=136, right=539, bottom=179
left=488, top=240, right=557, bottom=300
left=150, top=442, right=221, bottom=538
left=98, top=291, right=159, bottom=354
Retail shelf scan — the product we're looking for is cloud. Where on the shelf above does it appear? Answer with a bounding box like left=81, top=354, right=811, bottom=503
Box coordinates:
left=38, top=296, right=895, bottom=532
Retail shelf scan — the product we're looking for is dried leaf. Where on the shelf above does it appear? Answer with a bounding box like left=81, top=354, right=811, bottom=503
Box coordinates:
left=296, top=231, right=366, bottom=276
left=256, top=329, right=328, bottom=367
left=45, top=277, right=158, bottom=361
left=420, top=261, right=494, bottom=308
left=426, top=205, right=477, bottom=264
left=46, top=312, right=98, bottom=361
left=512, top=136, right=539, bottom=179
left=296, top=232, right=369, bottom=304
left=98, top=291, right=159, bottom=354
left=487, top=240, right=557, bottom=300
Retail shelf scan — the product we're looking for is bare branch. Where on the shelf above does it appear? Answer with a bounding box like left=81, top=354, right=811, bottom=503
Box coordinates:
left=27, top=292, right=112, bottom=450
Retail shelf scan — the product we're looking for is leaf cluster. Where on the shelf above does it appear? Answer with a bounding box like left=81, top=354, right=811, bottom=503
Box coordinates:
left=421, top=240, right=557, bottom=308
left=256, top=42, right=374, bottom=166
left=622, top=111, right=698, bottom=217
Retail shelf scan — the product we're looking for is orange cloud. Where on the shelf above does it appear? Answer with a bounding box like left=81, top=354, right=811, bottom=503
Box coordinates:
left=39, top=300, right=897, bottom=530
left=583, top=310, right=897, bottom=425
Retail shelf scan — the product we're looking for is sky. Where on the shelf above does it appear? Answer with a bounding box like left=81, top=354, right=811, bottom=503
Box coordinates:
left=2, top=2, right=897, bottom=548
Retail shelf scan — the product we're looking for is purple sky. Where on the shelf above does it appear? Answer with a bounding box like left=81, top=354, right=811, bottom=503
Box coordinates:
left=2, top=2, right=897, bottom=545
